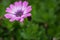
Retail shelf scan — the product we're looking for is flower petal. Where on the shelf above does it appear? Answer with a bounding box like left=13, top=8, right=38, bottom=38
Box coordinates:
left=21, top=13, right=31, bottom=18
left=23, top=1, right=28, bottom=7
left=20, top=18, right=24, bottom=22
left=21, top=15, right=26, bottom=18
left=19, top=1, right=22, bottom=7
left=6, top=7, right=13, bottom=13
left=26, top=13, right=31, bottom=17
left=10, top=4, right=14, bottom=9
left=4, top=14, right=13, bottom=18
left=14, top=2, right=19, bottom=6
left=9, top=18, right=15, bottom=22
left=10, top=4, right=17, bottom=13
left=22, top=1, right=28, bottom=11
left=15, top=17, right=21, bottom=21
left=13, top=1, right=22, bottom=11
left=9, top=15, right=16, bottom=22
left=24, top=6, right=32, bottom=14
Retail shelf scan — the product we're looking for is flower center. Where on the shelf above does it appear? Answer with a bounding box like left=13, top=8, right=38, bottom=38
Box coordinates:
left=15, top=10, right=23, bottom=17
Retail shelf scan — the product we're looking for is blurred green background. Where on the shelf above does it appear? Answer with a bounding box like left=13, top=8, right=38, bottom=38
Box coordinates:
left=0, top=0, right=60, bottom=40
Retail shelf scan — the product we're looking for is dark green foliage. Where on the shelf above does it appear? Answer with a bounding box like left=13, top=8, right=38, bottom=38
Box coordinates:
left=0, top=0, right=60, bottom=40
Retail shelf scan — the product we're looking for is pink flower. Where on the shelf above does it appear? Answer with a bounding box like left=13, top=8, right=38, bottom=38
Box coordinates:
left=4, top=1, right=32, bottom=22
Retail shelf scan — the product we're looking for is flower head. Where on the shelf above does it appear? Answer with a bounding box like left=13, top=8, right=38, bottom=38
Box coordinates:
left=4, top=1, right=32, bottom=22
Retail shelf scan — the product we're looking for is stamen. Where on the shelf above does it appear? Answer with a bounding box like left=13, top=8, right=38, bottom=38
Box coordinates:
left=15, top=10, right=23, bottom=17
